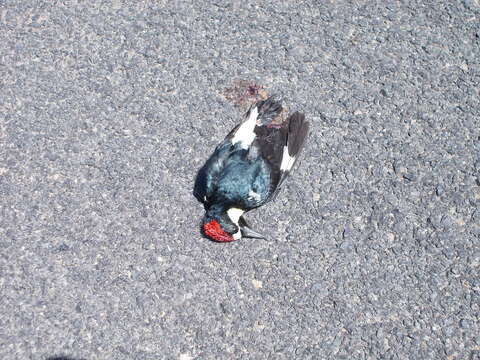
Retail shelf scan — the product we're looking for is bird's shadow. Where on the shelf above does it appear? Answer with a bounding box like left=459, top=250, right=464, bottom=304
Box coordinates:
left=47, top=357, right=85, bottom=360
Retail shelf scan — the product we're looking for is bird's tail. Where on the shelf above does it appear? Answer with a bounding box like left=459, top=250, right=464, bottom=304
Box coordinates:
left=248, top=96, right=283, bottom=125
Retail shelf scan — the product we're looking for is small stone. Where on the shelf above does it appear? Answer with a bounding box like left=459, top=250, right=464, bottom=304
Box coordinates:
left=179, top=354, right=193, bottom=360
left=252, top=279, right=263, bottom=289
left=56, top=243, right=69, bottom=252
left=288, top=45, right=306, bottom=57
left=339, top=240, right=353, bottom=250
left=459, top=319, right=472, bottom=328
left=436, top=185, right=445, bottom=196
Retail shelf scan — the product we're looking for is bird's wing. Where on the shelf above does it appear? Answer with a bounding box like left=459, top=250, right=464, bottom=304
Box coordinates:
left=196, top=96, right=284, bottom=208
left=265, top=112, right=310, bottom=202
left=249, top=124, right=287, bottom=204
left=194, top=98, right=308, bottom=208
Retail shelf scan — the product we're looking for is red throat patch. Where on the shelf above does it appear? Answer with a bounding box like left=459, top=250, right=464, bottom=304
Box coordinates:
left=203, top=220, right=235, bottom=242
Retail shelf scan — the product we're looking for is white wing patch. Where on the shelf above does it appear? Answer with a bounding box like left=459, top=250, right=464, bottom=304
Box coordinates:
left=280, top=146, right=295, bottom=171
left=231, top=107, right=259, bottom=149
left=227, top=207, right=245, bottom=240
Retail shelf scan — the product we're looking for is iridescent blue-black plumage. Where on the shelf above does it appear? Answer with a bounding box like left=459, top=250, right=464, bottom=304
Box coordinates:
left=194, top=97, right=309, bottom=242
left=194, top=141, right=271, bottom=210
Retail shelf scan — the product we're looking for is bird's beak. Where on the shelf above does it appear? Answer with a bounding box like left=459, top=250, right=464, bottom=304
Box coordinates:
left=239, top=217, right=267, bottom=239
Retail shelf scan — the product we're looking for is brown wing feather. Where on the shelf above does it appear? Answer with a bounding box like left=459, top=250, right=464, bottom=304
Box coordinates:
left=287, top=112, right=310, bottom=158
left=266, top=112, right=309, bottom=201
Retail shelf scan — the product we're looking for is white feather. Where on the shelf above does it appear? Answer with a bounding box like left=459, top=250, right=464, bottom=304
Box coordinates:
left=227, top=207, right=244, bottom=240
left=227, top=207, right=244, bottom=225
left=231, top=107, right=259, bottom=149
left=280, top=146, right=295, bottom=171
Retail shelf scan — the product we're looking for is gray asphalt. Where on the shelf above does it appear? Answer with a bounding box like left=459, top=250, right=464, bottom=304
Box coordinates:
left=1, top=1, right=479, bottom=359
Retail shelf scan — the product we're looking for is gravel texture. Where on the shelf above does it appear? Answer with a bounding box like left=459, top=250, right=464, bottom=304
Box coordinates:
left=1, top=1, right=479, bottom=359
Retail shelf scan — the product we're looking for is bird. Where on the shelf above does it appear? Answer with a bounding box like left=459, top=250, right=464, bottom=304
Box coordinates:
left=193, top=96, right=309, bottom=242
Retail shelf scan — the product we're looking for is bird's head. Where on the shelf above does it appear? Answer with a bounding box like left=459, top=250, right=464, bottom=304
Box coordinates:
left=202, top=217, right=236, bottom=242
left=202, top=206, right=266, bottom=243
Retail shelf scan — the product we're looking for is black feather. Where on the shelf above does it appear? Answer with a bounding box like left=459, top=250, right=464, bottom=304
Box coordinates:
left=193, top=141, right=232, bottom=205
left=287, top=112, right=309, bottom=158
left=250, top=96, right=283, bottom=125
left=252, top=125, right=287, bottom=197
left=265, top=111, right=309, bottom=201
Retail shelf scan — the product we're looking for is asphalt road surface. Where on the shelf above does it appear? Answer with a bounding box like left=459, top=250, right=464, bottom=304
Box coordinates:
left=1, top=1, right=479, bottom=359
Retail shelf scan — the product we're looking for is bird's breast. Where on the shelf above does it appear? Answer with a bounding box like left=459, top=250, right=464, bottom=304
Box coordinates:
left=215, top=157, right=270, bottom=208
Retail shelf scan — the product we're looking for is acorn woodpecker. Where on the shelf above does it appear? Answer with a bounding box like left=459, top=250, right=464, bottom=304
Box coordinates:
left=194, top=97, right=309, bottom=242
